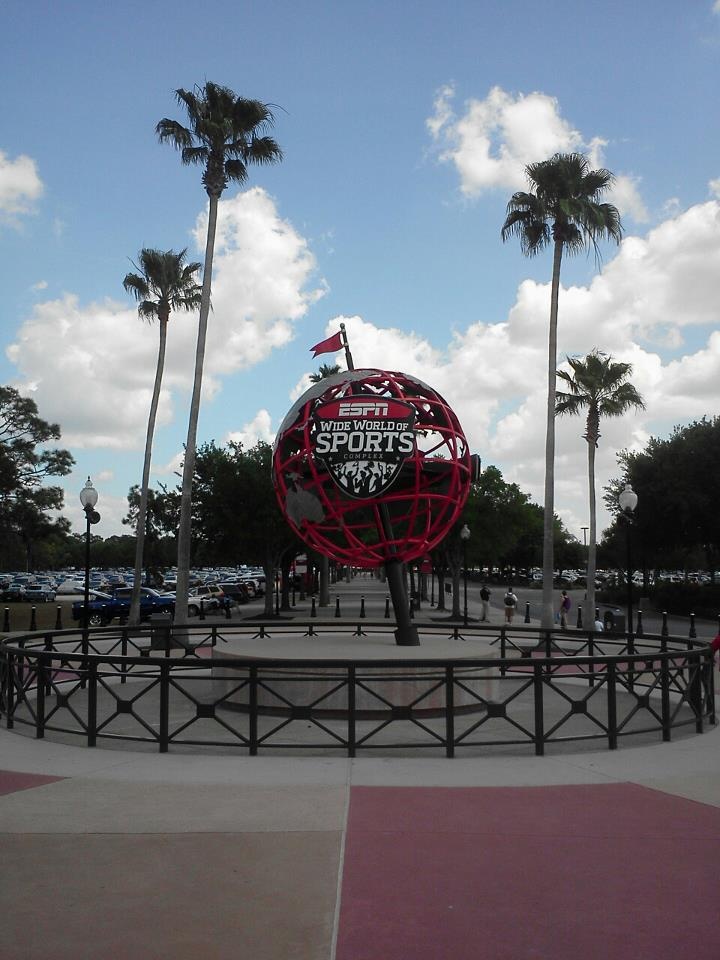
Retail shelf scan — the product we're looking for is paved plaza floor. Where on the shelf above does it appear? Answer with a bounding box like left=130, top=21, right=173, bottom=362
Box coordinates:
left=2, top=576, right=719, bottom=959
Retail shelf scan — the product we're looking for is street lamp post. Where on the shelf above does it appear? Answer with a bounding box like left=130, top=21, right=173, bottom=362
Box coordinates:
left=79, top=477, right=100, bottom=637
left=460, top=524, right=471, bottom=627
left=618, top=483, right=638, bottom=636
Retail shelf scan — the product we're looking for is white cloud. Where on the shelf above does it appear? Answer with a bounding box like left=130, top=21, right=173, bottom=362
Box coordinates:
left=0, top=149, right=43, bottom=223
left=191, top=187, right=327, bottom=382
left=297, top=198, right=720, bottom=540
left=427, top=85, right=648, bottom=222
left=31, top=280, right=48, bottom=292
left=709, top=178, right=720, bottom=198
left=225, top=409, right=275, bottom=448
left=714, top=1, right=720, bottom=14
left=58, top=485, right=130, bottom=539
left=6, top=188, right=326, bottom=450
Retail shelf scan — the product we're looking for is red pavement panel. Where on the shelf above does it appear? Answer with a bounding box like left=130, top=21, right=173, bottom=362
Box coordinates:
left=337, top=784, right=720, bottom=960
left=0, top=769, right=65, bottom=796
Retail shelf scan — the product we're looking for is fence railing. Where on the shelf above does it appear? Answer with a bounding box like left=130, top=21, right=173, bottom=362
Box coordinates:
left=0, top=622, right=715, bottom=757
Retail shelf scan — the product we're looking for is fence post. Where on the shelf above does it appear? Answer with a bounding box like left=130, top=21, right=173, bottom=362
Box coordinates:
left=607, top=661, right=618, bottom=749
left=158, top=661, right=169, bottom=753
left=533, top=662, right=544, bottom=756
left=87, top=660, right=98, bottom=748
left=445, top=665, right=455, bottom=758
left=249, top=665, right=258, bottom=756
left=660, top=644, right=671, bottom=742
left=689, top=658, right=703, bottom=733
left=347, top=665, right=356, bottom=759
left=36, top=655, right=46, bottom=740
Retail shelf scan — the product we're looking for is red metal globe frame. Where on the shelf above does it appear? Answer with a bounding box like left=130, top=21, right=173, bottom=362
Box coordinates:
left=272, top=368, right=471, bottom=567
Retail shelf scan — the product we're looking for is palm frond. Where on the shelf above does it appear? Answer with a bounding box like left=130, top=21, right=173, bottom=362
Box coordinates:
left=156, top=118, right=193, bottom=148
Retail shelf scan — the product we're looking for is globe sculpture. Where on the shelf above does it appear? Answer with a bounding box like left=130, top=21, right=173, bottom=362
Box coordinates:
left=272, top=368, right=472, bottom=643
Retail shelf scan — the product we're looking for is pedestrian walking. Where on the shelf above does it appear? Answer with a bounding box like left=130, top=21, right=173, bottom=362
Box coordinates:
left=711, top=633, right=720, bottom=666
left=558, top=590, right=571, bottom=630
left=503, top=586, right=518, bottom=624
left=480, top=584, right=491, bottom=622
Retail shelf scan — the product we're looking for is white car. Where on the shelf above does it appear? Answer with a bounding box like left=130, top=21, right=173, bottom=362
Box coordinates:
left=55, top=580, right=85, bottom=595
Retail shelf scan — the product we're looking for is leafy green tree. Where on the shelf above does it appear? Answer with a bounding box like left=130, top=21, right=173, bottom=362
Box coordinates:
left=501, top=153, right=622, bottom=627
left=157, top=82, right=283, bottom=624
left=0, top=386, right=74, bottom=570
left=123, top=248, right=202, bottom=624
left=556, top=350, right=644, bottom=624
left=192, top=440, right=302, bottom=616
left=605, top=417, right=720, bottom=575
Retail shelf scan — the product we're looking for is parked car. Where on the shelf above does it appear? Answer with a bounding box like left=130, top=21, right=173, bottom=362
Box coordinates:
left=218, top=582, right=250, bottom=605
left=56, top=580, right=85, bottom=595
left=23, top=584, right=56, bottom=603
left=1, top=581, right=27, bottom=601
left=71, top=588, right=175, bottom=627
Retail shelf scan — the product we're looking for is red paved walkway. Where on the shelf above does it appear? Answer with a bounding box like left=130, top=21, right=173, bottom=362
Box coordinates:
left=337, top=784, right=720, bottom=960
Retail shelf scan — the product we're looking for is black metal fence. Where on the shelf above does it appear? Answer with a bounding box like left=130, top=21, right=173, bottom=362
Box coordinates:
left=0, top=621, right=715, bottom=757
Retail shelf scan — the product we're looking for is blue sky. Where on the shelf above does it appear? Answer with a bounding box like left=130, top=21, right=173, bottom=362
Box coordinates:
left=2, top=0, right=720, bottom=541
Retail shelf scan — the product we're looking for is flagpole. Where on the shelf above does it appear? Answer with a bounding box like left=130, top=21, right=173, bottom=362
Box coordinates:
left=340, top=323, right=355, bottom=372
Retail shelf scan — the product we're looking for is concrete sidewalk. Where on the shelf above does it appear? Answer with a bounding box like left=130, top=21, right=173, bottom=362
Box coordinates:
left=2, top=576, right=719, bottom=959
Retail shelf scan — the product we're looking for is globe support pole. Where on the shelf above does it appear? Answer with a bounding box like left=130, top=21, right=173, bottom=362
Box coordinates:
left=379, top=505, right=419, bottom=646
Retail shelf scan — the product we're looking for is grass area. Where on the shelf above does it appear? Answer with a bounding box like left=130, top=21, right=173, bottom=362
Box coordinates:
left=1, top=601, right=70, bottom=632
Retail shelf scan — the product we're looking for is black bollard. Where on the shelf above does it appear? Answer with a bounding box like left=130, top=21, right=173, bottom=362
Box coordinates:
left=311, top=596, right=317, bottom=618
left=55, top=606, right=63, bottom=630
left=689, top=613, right=697, bottom=639
left=384, top=596, right=390, bottom=619
left=636, top=610, right=644, bottom=637
left=2, top=607, right=9, bottom=632
left=29, top=606, right=37, bottom=631
left=524, top=601, right=531, bottom=624
left=199, top=599, right=206, bottom=621
left=225, top=598, right=232, bottom=620
left=661, top=611, right=669, bottom=637
left=335, top=597, right=341, bottom=618
left=576, top=605, right=583, bottom=629
left=360, top=596, right=366, bottom=619
left=595, top=607, right=600, bottom=622
left=408, top=600, right=415, bottom=619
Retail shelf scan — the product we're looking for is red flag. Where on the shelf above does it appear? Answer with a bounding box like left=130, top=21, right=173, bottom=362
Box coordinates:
left=310, top=331, right=343, bottom=357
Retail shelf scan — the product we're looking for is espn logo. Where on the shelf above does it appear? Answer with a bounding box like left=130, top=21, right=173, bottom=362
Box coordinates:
left=337, top=401, right=389, bottom=417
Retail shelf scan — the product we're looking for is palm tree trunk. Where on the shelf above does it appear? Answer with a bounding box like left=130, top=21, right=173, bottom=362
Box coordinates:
left=174, top=195, right=219, bottom=627
left=541, top=238, right=564, bottom=629
left=584, top=437, right=597, bottom=629
left=129, top=316, right=168, bottom=627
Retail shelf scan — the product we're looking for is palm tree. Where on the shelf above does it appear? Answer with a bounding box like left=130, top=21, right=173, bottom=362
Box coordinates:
left=556, top=350, right=644, bottom=627
left=309, top=363, right=341, bottom=604
left=157, top=83, right=282, bottom=623
left=123, top=248, right=202, bottom=626
left=309, top=363, right=341, bottom=383
left=501, top=153, right=622, bottom=628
